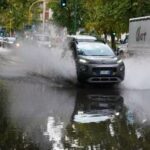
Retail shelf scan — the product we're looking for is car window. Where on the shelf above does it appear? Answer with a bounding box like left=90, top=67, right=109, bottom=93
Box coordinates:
left=77, top=42, right=115, bottom=56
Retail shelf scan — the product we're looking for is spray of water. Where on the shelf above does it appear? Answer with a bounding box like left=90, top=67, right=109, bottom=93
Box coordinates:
left=122, top=55, right=150, bottom=90
left=1, top=24, right=150, bottom=89
left=0, top=24, right=76, bottom=84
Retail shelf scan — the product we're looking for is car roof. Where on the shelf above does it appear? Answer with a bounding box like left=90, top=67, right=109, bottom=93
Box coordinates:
left=67, top=34, right=106, bottom=44
left=76, top=41, right=110, bottom=49
left=68, top=34, right=97, bottom=41
left=77, top=41, right=106, bottom=45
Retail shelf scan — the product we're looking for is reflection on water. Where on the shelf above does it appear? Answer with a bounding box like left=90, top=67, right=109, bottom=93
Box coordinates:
left=0, top=79, right=76, bottom=150
left=122, top=90, right=150, bottom=125
left=0, top=79, right=150, bottom=150
left=44, top=116, right=64, bottom=150
left=64, top=88, right=150, bottom=150
left=0, top=81, right=41, bottom=150
left=73, top=91, right=123, bottom=123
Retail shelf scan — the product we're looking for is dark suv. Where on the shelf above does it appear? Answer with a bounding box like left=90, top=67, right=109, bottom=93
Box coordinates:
left=69, top=35, right=125, bottom=84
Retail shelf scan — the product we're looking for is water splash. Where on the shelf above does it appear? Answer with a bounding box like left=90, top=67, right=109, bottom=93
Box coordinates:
left=0, top=24, right=76, bottom=84
left=122, top=55, right=150, bottom=90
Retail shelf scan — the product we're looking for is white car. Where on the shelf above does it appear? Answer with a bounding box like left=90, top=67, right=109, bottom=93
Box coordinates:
left=118, top=43, right=128, bottom=54
left=33, top=34, right=51, bottom=48
left=2, top=36, right=21, bottom=49
left=68, top=34, right=97, bottom=41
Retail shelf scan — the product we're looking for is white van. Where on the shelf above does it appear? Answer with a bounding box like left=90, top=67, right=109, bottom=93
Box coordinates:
left=128, top=16, right=150, bottom=55
left=33, top=33, right=51, bottom=48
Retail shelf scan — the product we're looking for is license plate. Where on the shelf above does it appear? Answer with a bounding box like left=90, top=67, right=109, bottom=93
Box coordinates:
left=100, top=70, right=110, bottom=75
left=99, top=103, right=109, bottom=108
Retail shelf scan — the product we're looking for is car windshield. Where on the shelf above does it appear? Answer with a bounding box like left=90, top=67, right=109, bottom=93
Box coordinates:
left=77, top=42, right=115, bottom=56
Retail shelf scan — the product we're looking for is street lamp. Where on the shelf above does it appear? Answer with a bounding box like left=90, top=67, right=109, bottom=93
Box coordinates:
left=28, top=0, right=46, bottom=32
left=74, top=0, right=77, bottom=34
left=9, top=9, right=13, bottom=36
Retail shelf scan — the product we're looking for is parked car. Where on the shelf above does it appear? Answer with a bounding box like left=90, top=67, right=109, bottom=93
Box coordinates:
left=33, top=33, right=51, bottom=48
left=3, top=36, right=21, bottom=49
left=0, top=36, right=4, bottom=47
left=69, top=35, right=125, bottom=84
left=117, top=33, right=129, bottom=55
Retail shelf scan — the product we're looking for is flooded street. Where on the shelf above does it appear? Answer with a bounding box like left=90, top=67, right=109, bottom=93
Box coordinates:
left=0, top=76, right=150, bottom=150
left=1, top=0, right=150, bottom=149
left=0, top=32, right=150, bottom=149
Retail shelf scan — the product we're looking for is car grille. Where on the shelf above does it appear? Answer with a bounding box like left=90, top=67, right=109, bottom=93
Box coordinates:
left=92, top=67, right=117, bottom=75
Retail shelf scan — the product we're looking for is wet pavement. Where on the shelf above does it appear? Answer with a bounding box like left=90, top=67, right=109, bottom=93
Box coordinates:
left=0, top=77, right=150, bottom=150
left=1, top=43, right=150, bottom=149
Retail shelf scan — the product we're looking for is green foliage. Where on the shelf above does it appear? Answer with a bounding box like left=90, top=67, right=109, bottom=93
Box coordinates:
left=1, top=0, right=150, bottom=35
left=49, top=0, right=150, bottom=36
left=0, top=0, right=41, bottom=31
left=0, top=0, right=8, bottom=10
left=48, top=0, right=86, bottom=34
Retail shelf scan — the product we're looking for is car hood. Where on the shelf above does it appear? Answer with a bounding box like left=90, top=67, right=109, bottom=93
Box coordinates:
left=78, top=55, right=118, bottom=64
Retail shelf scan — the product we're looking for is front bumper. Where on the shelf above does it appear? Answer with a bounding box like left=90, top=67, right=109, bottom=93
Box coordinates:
left=77, top=63, right=125, bottom=83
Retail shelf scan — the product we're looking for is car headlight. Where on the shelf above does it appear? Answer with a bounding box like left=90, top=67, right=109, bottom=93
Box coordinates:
left=16, top=43, right=20, bottom=47
left=79, top=59, right=88, bottom=63
left=117, top=59, right=123, bottom=64
left=119, top=65, right=125, bottom=71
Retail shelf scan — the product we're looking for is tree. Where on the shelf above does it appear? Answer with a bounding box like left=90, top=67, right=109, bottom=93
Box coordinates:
left=0, top=0, right=41, bottom=31
left=48, top=0, right=86, bottom=34
left=49, top=0, right=150, bottom=49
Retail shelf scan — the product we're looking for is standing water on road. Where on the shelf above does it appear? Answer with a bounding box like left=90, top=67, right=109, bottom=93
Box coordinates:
left=0, top=24, right=150, bottom=149
left=0, top=79, right=150, bottom=150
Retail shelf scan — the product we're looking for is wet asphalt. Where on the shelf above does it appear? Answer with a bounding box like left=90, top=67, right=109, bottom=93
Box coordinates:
left=0, top=46, right=150, bottom=150
left=0, top=76, right=150, bottom=150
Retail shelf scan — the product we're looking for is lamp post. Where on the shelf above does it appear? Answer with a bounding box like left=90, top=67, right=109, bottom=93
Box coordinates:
left=74, top=0, right=77, bottom=34
left=9, top=19, right=12, bottom=36
left=9, top=9, right=13, bottom=36
left=28, top=0, right=46, bottom=32
left=42, top=0, right=46, bottom=32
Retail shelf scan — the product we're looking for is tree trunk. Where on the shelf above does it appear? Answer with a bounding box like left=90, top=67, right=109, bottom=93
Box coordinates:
left=110, top=32, right=116, bottom=51
left=104, top=31, right=107, bottom=42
